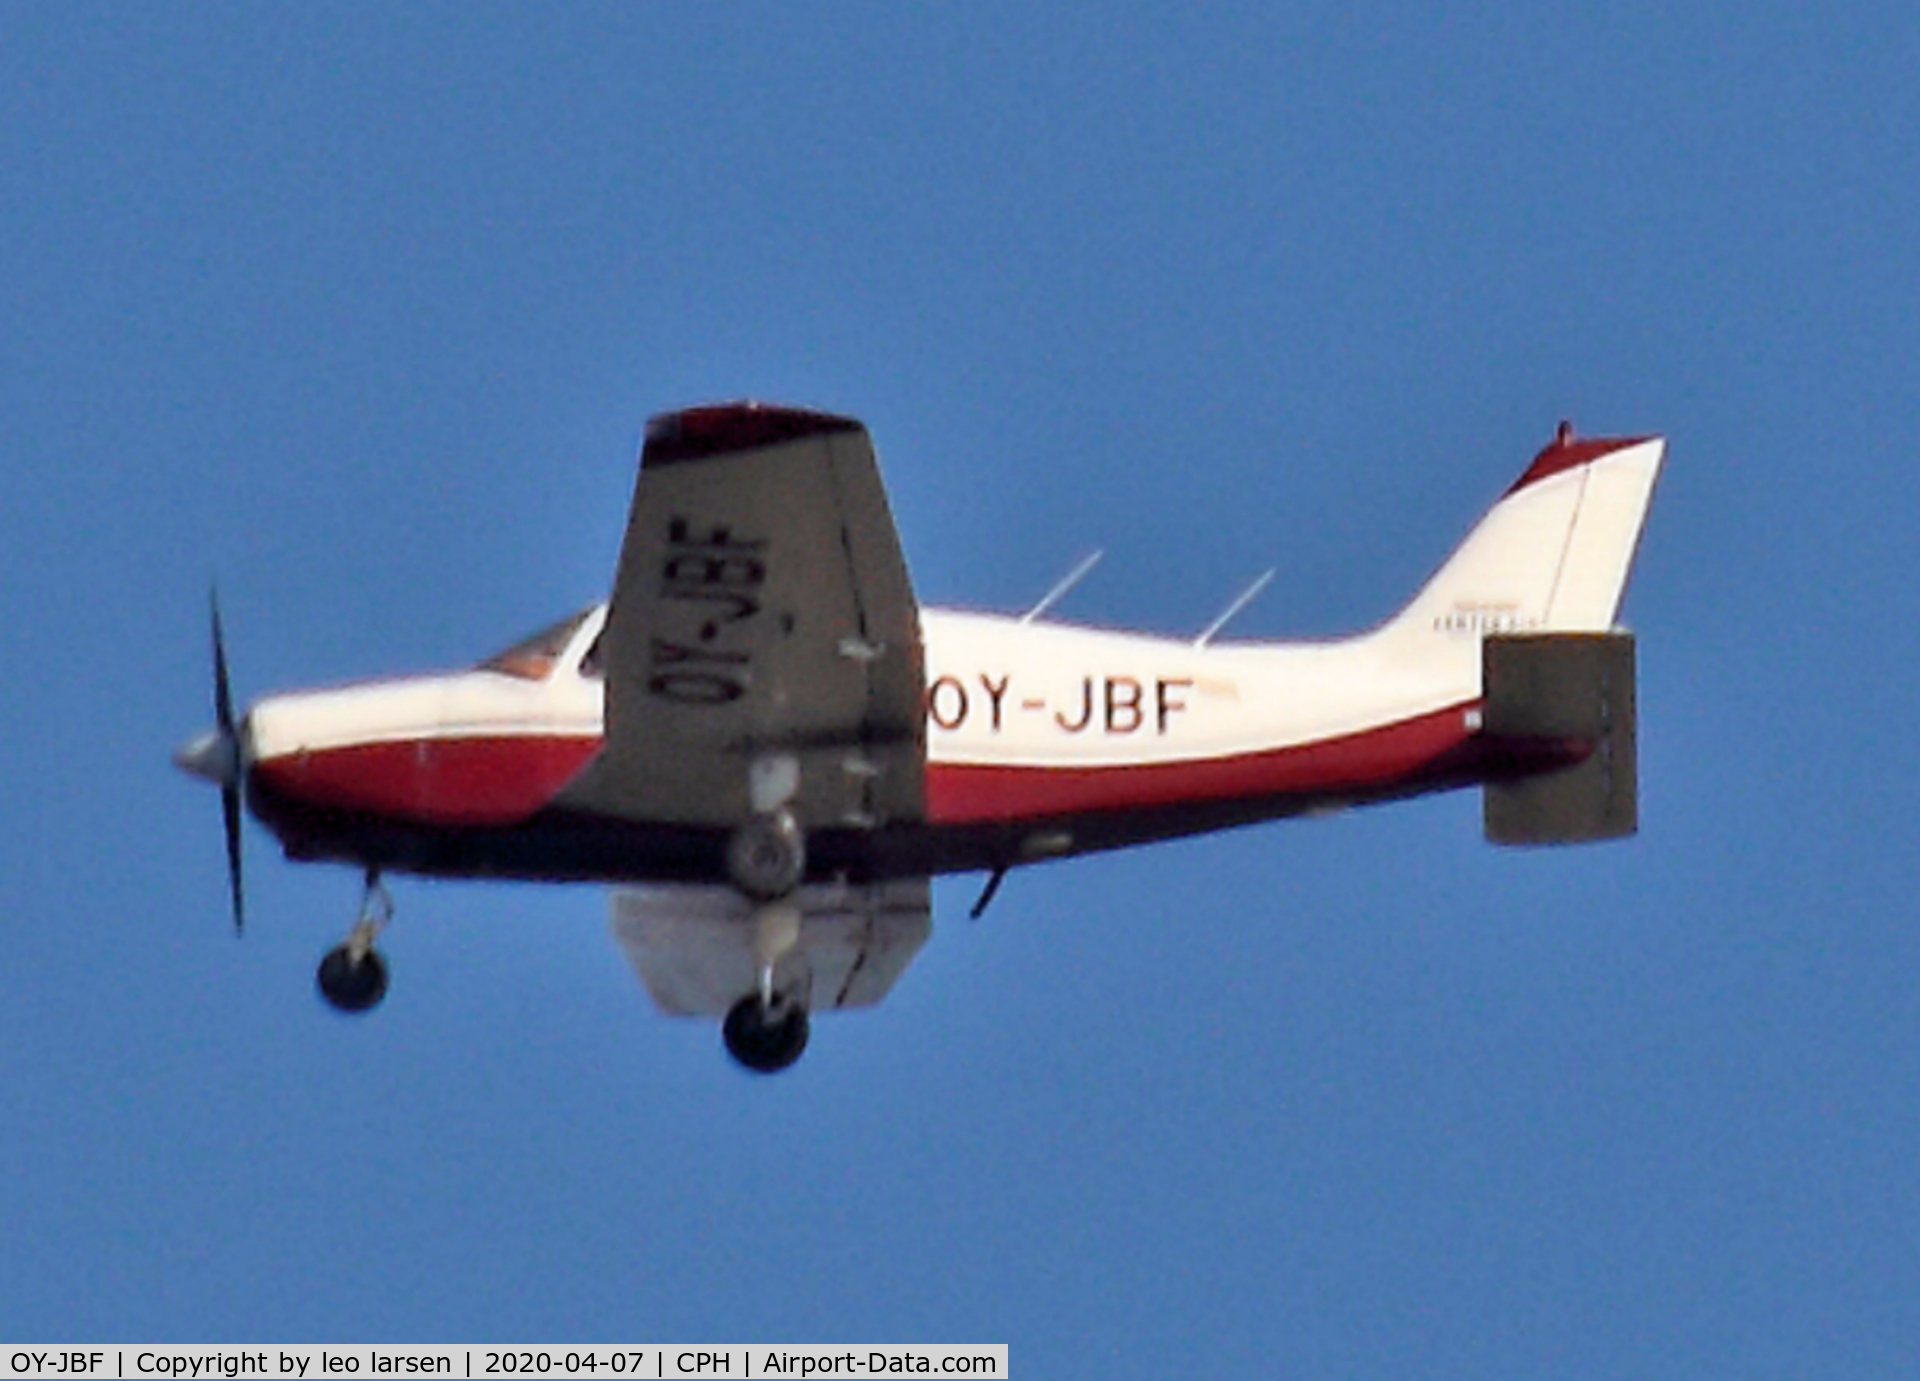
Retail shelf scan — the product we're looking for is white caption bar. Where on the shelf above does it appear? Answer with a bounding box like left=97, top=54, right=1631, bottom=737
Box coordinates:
left=0, top=1349, right=1007, bottom=1380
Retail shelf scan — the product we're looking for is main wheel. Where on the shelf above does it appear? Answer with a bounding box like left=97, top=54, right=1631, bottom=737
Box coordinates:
left=316, top=943, right=389, bottom=1013
left=723, top=994, right=810, bottom=1073
left=725, top=810, right=806, bottom=901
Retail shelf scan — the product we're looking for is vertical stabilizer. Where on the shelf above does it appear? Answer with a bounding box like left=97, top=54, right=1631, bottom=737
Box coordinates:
left=1381, top=427, right=1664, bottom=647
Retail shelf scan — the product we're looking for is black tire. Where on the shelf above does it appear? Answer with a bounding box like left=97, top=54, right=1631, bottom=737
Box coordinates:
left=316, top=944, right=389, bottom=1014
left=723, top=994, right=810, bottom=1073
left=725, top=810, right=806, bottom=900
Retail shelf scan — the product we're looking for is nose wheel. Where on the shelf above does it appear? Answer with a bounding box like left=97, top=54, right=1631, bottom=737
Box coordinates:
left=725, top=808, right=806, bottom=901
left=316, top=872, right=392, bottom=1015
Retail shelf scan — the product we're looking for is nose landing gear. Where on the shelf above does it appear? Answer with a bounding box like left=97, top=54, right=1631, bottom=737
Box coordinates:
left=316, top=871, right=392, bottom=1015
left=725, top=808, right=806, bottom=901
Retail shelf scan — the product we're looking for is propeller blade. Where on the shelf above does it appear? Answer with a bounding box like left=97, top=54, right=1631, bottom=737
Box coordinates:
left=211, top=590, right=235, bottom=735
left=223, top=781, right=245, bottom=934
left=209, top=588, right=245, bottom=934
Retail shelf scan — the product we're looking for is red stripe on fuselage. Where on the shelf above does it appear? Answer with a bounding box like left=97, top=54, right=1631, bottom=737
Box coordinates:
left=250, top=735, right=602, bottom=827
left=249, top=705, right=1475, bottom=838
left=922, top=704, right=1475, bottom=825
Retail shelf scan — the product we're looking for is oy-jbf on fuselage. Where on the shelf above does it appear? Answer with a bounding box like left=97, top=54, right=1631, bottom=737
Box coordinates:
left=175, top=404, right=1663, bottom=1072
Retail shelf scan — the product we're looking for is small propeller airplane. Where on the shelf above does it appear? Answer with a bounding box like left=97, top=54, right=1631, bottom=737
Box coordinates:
left=175, top=403, right=1663, bottom=1072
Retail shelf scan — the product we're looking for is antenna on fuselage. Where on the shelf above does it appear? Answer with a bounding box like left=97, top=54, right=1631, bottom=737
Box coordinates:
left=1193, top=568, right=1277, bottom=647
left=1020, top=550, right=1104, bottom=624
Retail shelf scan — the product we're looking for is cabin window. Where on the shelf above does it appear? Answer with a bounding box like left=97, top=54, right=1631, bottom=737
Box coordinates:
left=578, top=630, right=605, bottom=679
left=477, top=607, right=595, bottom=681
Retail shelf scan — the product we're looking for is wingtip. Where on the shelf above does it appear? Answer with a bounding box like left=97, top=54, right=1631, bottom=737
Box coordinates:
left=641, top=402, right=863, bottom=468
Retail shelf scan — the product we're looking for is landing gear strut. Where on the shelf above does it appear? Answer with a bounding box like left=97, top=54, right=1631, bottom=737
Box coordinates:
left=718, top=901, right=811, bottom=1073
left=316, top=871, right=391, bottom=1014
left=720, top=756, right=810, bottom=1070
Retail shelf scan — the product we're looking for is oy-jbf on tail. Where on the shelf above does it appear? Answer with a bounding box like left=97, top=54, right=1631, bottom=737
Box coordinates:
left=175, top=408, right=1663, bottom=1072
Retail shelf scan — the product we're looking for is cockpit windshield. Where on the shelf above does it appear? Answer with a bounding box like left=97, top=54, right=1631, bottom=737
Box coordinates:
left=477, top=607, right=596, bottom=681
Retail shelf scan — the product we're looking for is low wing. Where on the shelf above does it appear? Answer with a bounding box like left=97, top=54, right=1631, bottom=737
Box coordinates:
left=559, top=403, right=925, bottom=830
left=610, top=881, right=932, bottom=1016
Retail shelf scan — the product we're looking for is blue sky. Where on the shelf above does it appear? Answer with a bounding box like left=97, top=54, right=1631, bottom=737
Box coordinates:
left=4, top=3, right=1918, bottom=1373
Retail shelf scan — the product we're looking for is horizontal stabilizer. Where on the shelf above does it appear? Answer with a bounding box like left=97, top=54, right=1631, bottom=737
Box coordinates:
left=1482, top=632, right=1636, bottom=845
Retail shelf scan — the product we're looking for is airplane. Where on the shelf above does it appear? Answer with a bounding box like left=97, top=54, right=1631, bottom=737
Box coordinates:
left=174, top=403, right=1663, bottom=1073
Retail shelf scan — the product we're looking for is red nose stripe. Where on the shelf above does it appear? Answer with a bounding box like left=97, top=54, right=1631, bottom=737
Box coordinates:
left=252, top=735, right=603, bottom=826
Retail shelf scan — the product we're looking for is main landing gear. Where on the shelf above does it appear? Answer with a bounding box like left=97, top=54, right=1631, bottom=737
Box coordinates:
left=723, top=989, right=810, bottom=1073
left=718, top=755, right=814, bottom=1074
left=719, top=859, right=812, bottom=1075
left=316, top=870, right=392, bottom=1014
